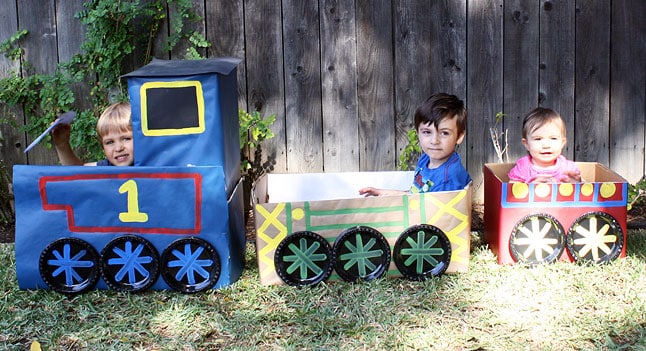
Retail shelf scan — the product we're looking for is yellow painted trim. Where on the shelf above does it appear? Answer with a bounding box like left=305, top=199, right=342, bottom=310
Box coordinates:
left=140, top=81, right=206, bottom=136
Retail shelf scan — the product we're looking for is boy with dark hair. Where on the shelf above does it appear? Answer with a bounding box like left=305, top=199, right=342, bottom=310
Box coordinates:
left=360, top=93, right=471, bottom=196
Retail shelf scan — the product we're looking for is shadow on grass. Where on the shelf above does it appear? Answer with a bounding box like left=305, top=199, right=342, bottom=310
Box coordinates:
left=1, top=229, right=645, bottom=350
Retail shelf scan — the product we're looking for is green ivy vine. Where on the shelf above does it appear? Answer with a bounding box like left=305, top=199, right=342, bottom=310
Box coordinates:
left=0, top=0, right=208, bottom=162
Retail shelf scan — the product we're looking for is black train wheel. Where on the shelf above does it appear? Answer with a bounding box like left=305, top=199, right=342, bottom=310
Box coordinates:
left=160, top=237, right=221, bottom=293
left=39, top=237, right=100, bottom=294
left=274, top=231, right=334, bottom=286
left=393, top=224, right=452, bottom=280
left=509, top=213, right=565, bottom=265
left=333, top=226, right=391, bottom=282
left=100, top=235, right=160, bottom=292
left=566, top=212, right=624, bottom=264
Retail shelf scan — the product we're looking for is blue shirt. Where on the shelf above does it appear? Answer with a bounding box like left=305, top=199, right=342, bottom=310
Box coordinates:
left=411, top=152, right=471, bottom=193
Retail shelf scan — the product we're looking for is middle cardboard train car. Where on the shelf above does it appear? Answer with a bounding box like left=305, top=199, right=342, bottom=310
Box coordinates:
left=253, top=171, right=472, bottom=285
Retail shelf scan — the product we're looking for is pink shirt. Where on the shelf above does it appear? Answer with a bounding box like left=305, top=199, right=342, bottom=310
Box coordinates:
left=508, top=154, right=580, bottom=183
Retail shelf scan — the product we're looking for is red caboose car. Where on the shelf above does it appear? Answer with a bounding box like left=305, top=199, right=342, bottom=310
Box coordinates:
left=484, top=162, right=627, bottom=265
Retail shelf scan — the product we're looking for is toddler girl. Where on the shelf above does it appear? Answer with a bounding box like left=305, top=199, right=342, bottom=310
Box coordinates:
left=508, top=107, right=581, bottom=183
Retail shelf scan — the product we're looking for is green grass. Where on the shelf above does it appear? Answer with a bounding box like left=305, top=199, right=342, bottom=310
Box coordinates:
left=1, top=230, right=645, bottom=351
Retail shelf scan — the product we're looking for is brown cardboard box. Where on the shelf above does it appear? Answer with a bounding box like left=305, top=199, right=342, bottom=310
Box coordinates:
left=253, top=171, right=472, bottom=285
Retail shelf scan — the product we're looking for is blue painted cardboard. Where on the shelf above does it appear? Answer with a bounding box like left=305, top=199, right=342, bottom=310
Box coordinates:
left=123, top=58, right=242, bottom=196
left=13, top=165, right=245, bottom=291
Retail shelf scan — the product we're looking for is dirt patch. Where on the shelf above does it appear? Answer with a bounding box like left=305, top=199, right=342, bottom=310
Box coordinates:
left=471, top=202, right=484, bottom=232
left=245, top=210, right=256, bottom=241
left=0, top=221, right=14, bottom=243
left=628, top=202, right=646, bottom=229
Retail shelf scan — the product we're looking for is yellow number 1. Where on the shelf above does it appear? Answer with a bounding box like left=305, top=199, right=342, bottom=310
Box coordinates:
left=119, top=179, right=149, bottom=223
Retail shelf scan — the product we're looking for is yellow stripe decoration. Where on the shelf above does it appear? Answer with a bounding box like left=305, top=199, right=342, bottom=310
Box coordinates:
left=425, top=191, right=469, bottom=264
left=256, top=203, right=288, bottom=279
left=140, top=80, right=205, bottom=136
left=427, top=190, right=467, bottom=224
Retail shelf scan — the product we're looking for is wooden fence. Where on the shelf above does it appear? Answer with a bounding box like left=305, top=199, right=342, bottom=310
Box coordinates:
left=1, top=0, right=644, bottom=201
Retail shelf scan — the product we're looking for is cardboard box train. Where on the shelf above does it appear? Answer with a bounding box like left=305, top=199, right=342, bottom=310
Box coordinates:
left=13, top=58, right=246, bottom=294
left=484, top=162, right=628, bottom=265
left=253, top=171, right=472, bottom=286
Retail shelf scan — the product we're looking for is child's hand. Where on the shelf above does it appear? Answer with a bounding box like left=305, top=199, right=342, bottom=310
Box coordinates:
left=359, top=187, right=381, bottom=197
left=531, top=170, right=582, bottom=183
left=559, top=170, right=582, bottom=183
left=359, top=187, right=407, bottom=197
left=531, top=175, right=553, bottom=183
left=50, top=123, right=71, bottom=147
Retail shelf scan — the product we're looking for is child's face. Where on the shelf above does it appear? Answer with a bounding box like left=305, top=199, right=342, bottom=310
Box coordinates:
left=417, top=116, right=465, bottom=168
left=522, top=121, right=566, bottom=168
left=101, top=129, right=134, bottom=166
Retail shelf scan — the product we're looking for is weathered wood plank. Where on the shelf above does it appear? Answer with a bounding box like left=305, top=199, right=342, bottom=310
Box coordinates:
left=55, top=1, right=92, bottom=111
left=467, top=0, right=504, bottom=201
left=55, top=2, right=85, bottom=62
left=609, top=0, right=646, bottom=183
left=503, top=0, right=539, bottom=163
left=54, top=1, right=93, bottom=168
left=283, top=0, right=323, bottom=173
left=428, top=1, right=467, bottom=97
left=244, top=0, right=287, bottom=173
left=539, top=0, right=575, bottom=159
left=18, top=0, right=59, bottom=165
left=429, top=1, right=467, bottom=162
left=356, top=0, right=394, bottom=171
left=320, top=0, right=359, bottom=172
left=574, top=0, right=610, bottom=164
left=393, top=0, right=431, bottom=169
left=204, top=0, right=247, bottom=110
left=0, top=0, right=26, bottom=167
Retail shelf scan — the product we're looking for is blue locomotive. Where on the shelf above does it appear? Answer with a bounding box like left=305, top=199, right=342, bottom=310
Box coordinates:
left=13, top=58, right=246, bottom=294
